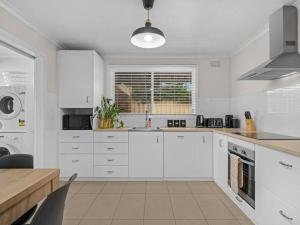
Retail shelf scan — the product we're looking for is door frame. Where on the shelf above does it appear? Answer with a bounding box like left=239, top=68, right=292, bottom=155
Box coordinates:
left=0, top=28, right=48, bottom=168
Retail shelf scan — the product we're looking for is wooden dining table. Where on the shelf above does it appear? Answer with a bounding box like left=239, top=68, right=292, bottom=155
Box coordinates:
left=0, top=169, right=60, bottom=225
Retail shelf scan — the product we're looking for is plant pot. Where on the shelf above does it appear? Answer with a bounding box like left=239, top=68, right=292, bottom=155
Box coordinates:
left=99, top=118, right=114, bottom=129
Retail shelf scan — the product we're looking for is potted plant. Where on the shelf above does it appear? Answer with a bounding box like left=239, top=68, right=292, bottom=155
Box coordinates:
left=94, top=96, right=124, bottom=129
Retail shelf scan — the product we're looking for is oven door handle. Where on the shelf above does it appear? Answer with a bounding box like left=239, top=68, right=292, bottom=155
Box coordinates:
left=240, top=158, right=255, bottom=166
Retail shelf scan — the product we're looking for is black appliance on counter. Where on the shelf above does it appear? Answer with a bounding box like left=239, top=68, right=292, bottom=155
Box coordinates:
left=63, top=114, right=92, bottom=130
left=232, top=118, right=240, bottom=128
left=205, top=118, right=223, bottom=128
left=196, top=115, right=205, bottom=127
left=167, top=120, right=174, bottom=127
left=225, top=115, right=234, bottom=128
left=180, top=120, right=186, bottom=127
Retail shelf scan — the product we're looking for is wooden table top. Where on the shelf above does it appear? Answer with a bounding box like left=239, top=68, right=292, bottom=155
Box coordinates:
left=0, top=169, right=60, bottom=214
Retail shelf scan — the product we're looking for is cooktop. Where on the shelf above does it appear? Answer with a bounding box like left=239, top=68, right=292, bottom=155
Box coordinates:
left=232, top=132, right=300, bottom=140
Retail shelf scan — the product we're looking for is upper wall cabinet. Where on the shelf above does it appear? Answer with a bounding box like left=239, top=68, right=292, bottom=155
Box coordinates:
left=58, top=50, right=104, bottom=108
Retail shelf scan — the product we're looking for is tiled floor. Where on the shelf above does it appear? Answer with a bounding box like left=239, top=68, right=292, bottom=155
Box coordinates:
left=62, top=181, right=254, bottom=225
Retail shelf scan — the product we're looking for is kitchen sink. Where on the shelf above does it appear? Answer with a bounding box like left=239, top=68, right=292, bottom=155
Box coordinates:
left=129, top=127, right=162, bottom=132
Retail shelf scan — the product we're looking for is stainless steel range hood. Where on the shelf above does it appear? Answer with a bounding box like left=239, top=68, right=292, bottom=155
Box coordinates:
left=239, top=6, right=300, bottom=80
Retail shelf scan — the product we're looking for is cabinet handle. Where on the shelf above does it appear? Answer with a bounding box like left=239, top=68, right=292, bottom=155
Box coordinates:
left=86, top=96, right=89, bottom=103
left=72, top=160, right=79, bottom=163
left=279, top=210, right=293, bottom=221
left=106, top=170, right=114, bottom=174
left=73, top=136, right=80, bottom=138
left=72, top=147, right=79, bottom=150
left=107, top=136, right=114, bottom=138
left=235, top=196, right=243, bottom=203
left=157, top=136, right=159, bottom=143
left=279, top=161, right=293, bottom=169
left=177, top=136, right=184, bottom=138
left=107, top=159, right=114, bottom=162
left=202, top=136, right=206, bottom=143
left=0, top=136, right=4, bottom=138
left=218, top=139, right=223, bottom=147
left=107, top=147, right=114, bottom=151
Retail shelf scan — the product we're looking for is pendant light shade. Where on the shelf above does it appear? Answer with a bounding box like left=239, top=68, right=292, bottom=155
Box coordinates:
left=131, top=0, right=166, bottom=49
left=131, top=21, right=166, bottom=48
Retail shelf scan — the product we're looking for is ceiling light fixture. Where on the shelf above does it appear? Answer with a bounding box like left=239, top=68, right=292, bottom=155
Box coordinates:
left=131, top=0, right=166, bottom=49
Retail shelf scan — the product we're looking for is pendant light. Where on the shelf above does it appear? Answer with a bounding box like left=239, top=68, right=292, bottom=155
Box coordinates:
left=131, top=0, right=166, bottom=49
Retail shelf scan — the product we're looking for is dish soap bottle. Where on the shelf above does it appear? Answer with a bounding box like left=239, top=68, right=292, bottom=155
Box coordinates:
left=148, top=118, right=152, bottom=128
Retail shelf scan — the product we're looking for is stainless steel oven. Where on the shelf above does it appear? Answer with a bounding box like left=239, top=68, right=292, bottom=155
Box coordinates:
left=228, top=142, right=255, bottom=209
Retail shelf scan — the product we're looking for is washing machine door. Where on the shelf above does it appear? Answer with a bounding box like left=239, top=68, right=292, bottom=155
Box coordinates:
left=0, top=92, right=22, bottom=120
left=0, top=143, right=19, bottom=158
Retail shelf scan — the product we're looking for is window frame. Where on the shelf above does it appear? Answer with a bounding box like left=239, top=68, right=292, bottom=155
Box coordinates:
left=109, top=65, right=197, bottom=115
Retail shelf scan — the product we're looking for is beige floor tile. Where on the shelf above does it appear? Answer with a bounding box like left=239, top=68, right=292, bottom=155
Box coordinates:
left=208, top=182, right=225, bottom=194
left=195, top=195, right=234, bottom=220
left=144, top=194, right=174, bottom=219
left=188, top=182, right=215, bottom=194
left=238, top=219, right=255, bottom=225
left=63, top=219, right=80, bottom=225
left=84, top=194, right=121, bottom=219
left=79, top=219, right=112, bottom=225
left=146, top=181, right=169, bottom=194
left=170, top=195, right=204, bottom=219
left=207, top=220, right=240, bottom=225
left=111, top=220, right=143, bottom=225
left=114, top=194, right=145, bottom=219
left=144, top=220, right=176, bottom=225
left=167, top=182, right=191, bottom=194
left=123, top=182, right=146, bottom=194
left=68, top=181, right=87, bottom=194
left=176, top=220, right=208, bottom=225
left=64, top=194, right=97, bottom=219
left=79, top=181, right=106, bottom=194
left=102, top=181, right=127, bottom=194
left=219, top=195, right=248, bottom=220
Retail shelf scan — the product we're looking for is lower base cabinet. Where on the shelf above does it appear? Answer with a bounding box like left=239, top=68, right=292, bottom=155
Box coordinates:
left=94, top=166, right=128, bottom=177
left=59, top=154, right=93, bottom=177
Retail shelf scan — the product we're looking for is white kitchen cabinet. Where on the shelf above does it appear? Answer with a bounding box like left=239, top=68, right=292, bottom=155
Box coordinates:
left=164, top=132, right=212, bottom=178
left=58, top=50, right=104, bottom=108
left=129, top=132, right=163, bottom=177
left=59, top=154, right=93, bottom=177
left=213, top=133, right=228, bottom=192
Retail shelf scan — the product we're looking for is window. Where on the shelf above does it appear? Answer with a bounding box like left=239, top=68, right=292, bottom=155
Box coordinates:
left=113, top=66, right=196, bottom=114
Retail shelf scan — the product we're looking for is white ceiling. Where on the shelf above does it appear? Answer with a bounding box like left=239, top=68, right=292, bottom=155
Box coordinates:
left=1, top=0, right=293, bottom=58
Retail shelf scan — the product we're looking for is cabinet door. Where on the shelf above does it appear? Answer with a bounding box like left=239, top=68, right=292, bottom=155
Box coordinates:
left=129, top=132, right=163, bottom=177
left=58, top=50, right=94, bottom=108
left=213, top=133, right=228, bottom=192
left=198, top=132, right=213, bottom=177
left=164, top=132, right=202, bottom=177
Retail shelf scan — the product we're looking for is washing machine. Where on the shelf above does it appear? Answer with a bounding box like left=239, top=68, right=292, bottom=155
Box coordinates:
left=0, top=85, right=26, bottom=132
left=0, top=133, right=33, bottom=158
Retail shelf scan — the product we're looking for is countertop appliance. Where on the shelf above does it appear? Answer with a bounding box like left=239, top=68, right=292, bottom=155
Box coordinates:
left=205, top=118, right=223, bottom=128
left=232, top=132, right=300, bottom=140
left=225, top=115, right=233, bottom=128
left=196, top=115, right=205, bottom=127
left=239, top=6, right=300, bottom=80
left=228, top=142, right=255, bottom=209
left=63, top=114, right=92, bottom=130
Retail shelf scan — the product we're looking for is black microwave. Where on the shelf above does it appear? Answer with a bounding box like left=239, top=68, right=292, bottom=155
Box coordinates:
left=63, top=115, right=92, bottom=130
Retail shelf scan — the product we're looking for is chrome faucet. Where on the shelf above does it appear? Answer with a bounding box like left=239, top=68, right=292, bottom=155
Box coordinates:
left=145, top=110, right=148, bottom=128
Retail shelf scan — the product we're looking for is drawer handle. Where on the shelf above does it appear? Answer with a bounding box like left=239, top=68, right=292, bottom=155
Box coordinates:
left=107, top=147, right=115, bottom=151
left=106, top=170, right=114, bottom=174
left=279, top=210, right=293, bottom=221
left=72, top=160, right=79, bottom=163
left=219, top=139, right=223, bottom=147
left=202, top=136, right=206, bottom=143
left=107, top=159, right=114, bottom=162
left=177, top=136, right=184, bottom=138
left=235, top=196, right=243, bottom=203
left=72, top=147, right=79, bottom=150
left=73, top=136, right=80, bottom=138
left=279, top=161, right=293, bottom=169
left=107, top=136, right=114, bottom=138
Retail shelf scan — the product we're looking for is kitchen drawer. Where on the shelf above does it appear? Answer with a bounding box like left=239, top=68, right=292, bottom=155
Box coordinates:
left=94, top=166, right=128, bottom=177
left=256, top=185, right=300, bottom=225
left=59, top=143, right=93, bottom=154
left=94, top=132, right=128, bottom=143
left=94, top=143, right=128, bottom=154
left=60, top=130, right=93, bottom=142
left=94, top=154, right=128, bottom=166
left=59, top=154, right=93, bottom=177
left=256, top=145, right=300, bottom=210
left=226, top=187, right=255, bottom=222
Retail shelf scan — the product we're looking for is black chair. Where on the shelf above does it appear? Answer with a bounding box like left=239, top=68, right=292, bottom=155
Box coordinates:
left=25, top=173, right=77, bottom=225
left=0, top=154, right=36, bottom=225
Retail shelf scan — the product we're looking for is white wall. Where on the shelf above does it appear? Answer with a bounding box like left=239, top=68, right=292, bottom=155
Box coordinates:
left=104, top=57, right=231, bottom=127
left=0, top=5, right=58, bottom=167
left=230, top=2, right=300, bottom=136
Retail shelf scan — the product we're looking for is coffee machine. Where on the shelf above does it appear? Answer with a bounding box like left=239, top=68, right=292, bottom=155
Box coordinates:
left=196, top=115, right=205, bottom=127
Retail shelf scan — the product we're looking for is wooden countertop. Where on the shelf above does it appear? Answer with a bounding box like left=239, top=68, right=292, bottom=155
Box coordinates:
left=93, top=127, right=300, bottom=157
left=0, top=169, right=60, bottom=225
left=94, top=128, right=129, bottom=131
